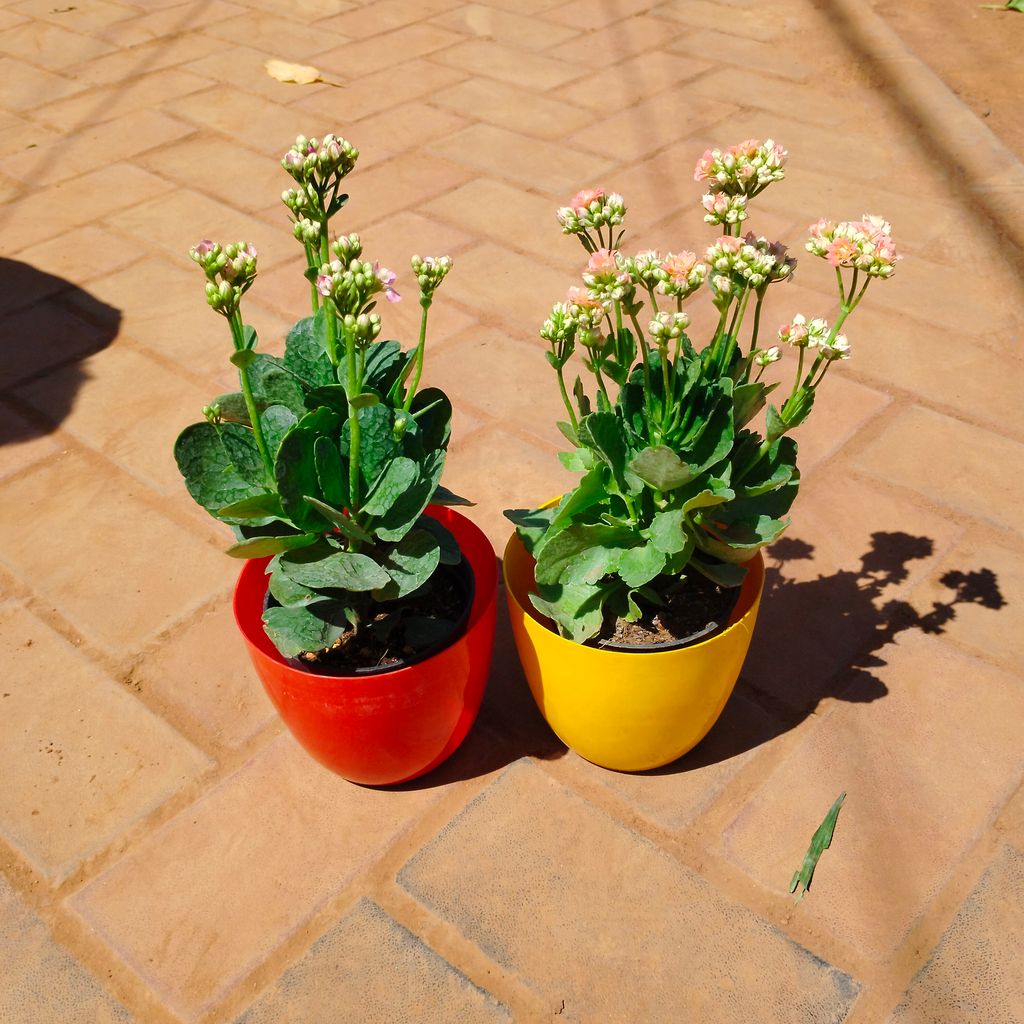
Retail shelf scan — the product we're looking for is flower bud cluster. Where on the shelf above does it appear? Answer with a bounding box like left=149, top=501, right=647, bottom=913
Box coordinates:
left=281, top=188, right=310, bottom=216
left=582, top=248, right=630, bottom=303
left=340, top=311, right=382, bottom=348
left=656, top=251, right=706, bottom=300
left=292, top=218, right=320, bottom=245
left=622, top=249, right=663, bottom=290
left=806, top=215, right=900, bottom=278
left=777, top=314, right=847, bottom=359
left=189, top=239, right=258, bottom=316
left=701, top=192, right=748, bottom=227
left=565, top=286, right=606, bottom=332
left=331, top=233, right=363, bottom=262
left=754, top=346, right=781, bottom=367
left=704, top=233, right=794, bottom=303
left=202, top=403, right=222, bottom=424
left=694, top=138, right=787, bottom=197
left=556, top=188, right=626, bottom=235
left=316, top=258, right=399, bottom=314
left=281, top=133, right=358, bottom=186
left=540, top=302, right=575, bottom=345
left=648, top=311, right=691, bottom=349
left=411, top=254, right=453, bottom=299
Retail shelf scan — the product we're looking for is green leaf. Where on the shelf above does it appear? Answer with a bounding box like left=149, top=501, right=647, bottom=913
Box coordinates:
left=249, top=354, right=308, bottom=417
left=343, top=404, right=396, bottom=489
left=766, top=403, right=786, bottom=443
left=174, top=422, right=267, bottom=517
left=283, top=312, right=336, bottom=388
left=558, top=448, right=594, bottom=472
left=230, top=349, right=256, bottom=369
left=415, top=514, right=461, bottom=565
left=535, top=524, right=635, bottom=586
left=373, top=528, right=441, bottom=600
left=262, top=601, right=350, bottom=659
left=556, top=421, right=579, bottom=445
left=629, top=445, right=692, bottom=491
left=550, top=465, right=609, bottom=532
left=789, top=792, right=846, bottom=902
left=782, top=385, right=815, bottom=432
left=260, top=405, right=298, bottom=457
left=361, top=456, right=418, bottom=517
left=374, top=450, right=446, bottom=543
left=278, top=547, right=392, bottom=592
left=350, top=392, right=380, bottom=409
left=302, top=496, right=372, bottom=544
left=578, top=412, right=628, bottom=491
left=572, top=377, right=591, bottom=419
left=313, top=435, right=346, bottom=508
left=216, top=492, right=284, bottom=520
left=274, top=407, right=341, bottom=532
left=689, top=553, right=748, bottom=587
left=504, top=506, right=556, bottom=556
left=410, top=387, right=452, bottom=452
left=305, top=384, right=349, bottom=415
left=224, top=533, right=319, bottom=558
left=207, top=391, right=252, bottom=426
left=268, top=568, right=321, bottom=608
left=363, top=339, right=406, bottom=395
left=530, top=579, right=605, bottom=643
left=737, top=436, right=798, bottom=499
left=649, top=509, right=690, bottom=555
left=733, top=381, right=777, bottom=429
left=431, top=484, right=475, bottom=507
left=617, top=542, right=666, bottom=589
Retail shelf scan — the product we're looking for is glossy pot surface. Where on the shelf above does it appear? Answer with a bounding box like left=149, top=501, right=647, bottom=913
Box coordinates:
left=235, top=506, right=497, bottom=785
left=503, top=525, right=764, bottom=772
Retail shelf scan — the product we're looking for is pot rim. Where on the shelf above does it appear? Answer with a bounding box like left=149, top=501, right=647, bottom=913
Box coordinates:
left=234, top=505, right=497, bottom=687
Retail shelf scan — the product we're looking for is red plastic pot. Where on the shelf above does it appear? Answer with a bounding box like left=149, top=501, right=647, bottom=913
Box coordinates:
left=233, top=506, right=497, bottom=785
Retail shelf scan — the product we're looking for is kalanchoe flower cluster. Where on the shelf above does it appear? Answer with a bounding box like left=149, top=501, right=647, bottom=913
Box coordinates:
left=806, top=215, right=901, bottom=278
left=778, top=313, right=829, bottom=348
left=189, top=240, right=258, bottom=315
left=648, top=311, right=690, bottom=350
left=339, top=311, right=382, bottom=347
left=540, top=302, right=575, bottom=346
left=754, top=345, right=781, bottom=366
left=556, top=188, right=626, bottom=235
left=704, top=233, right=795, bottom=306
left=316, top=257, right=399, bottom=313
left=695, top=138, right=787, bottom=198
left=565, top=286, right=606, bottom=331
left=657, top=251, right=706, bottom=300
left=411, top=255, right=453, bottom=301
left=622, top=250, right=663, bottom=290
left=281, top=133, right=358, bottom=185
left=582, top=249, right=630, bottom=303
left=702, top=192, right=748, bottom=227
left=331, top=233, right=363, bottom=262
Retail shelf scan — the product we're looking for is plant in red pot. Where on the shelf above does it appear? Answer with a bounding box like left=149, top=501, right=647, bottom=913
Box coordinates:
left=173, top=134, right=497, bottom=785
left=504, top=139, right=901, bottom=770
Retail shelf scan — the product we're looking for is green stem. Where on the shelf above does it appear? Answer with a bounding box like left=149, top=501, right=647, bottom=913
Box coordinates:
left=229, top=312, right=274, bottom=483
left=402, top=297, right=431, bottom=412
left=344, top=323, right=362, bottom=515
left=748, top=289, right=766, bottom=357
left=555, top=365, right=579, bottom=433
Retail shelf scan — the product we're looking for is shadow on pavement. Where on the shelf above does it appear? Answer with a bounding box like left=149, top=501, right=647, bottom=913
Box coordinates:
left=0, top=258, right=121, bottom=446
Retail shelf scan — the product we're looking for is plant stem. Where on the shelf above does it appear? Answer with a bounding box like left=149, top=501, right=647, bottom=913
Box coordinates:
left=748, top=289, right=766, bottom=357
left=402, top=297, right=431, bottom=412
left=555, top=365, right=579, bottom=433
left=344, top=323, right=362, bottom=514
left=229, top=312, right=274, bottom=483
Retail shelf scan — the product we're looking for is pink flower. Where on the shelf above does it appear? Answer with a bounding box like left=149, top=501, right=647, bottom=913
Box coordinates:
left=586, top=248, right=620, bottom=274
left=729, top=138, right=761, bottom=159
left=661, top=251, right=699, bottom=280
left=316, top=273, right=333, bottom=298
left=826, top=237, right=859, bottom=268
left=570, top=187, right=605, bottom=213
left=694, top=150, right=716, bottom=182
left=192, top=239, right=216, bottom=257
left=374, top=263, right=401, bottom=303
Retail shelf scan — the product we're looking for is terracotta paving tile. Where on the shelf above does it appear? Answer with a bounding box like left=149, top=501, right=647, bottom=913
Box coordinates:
left=0, top=254, right=75, bottom=314
left=0, top=57, right=87, bottom=111
left=854, top=406, right=1024, bottom=533
left=0, top=114, right=62, bottom=157
left=652, top=0, right=800, bottom=41
left=555, top=50, right=712, bottom=111
left=670, top=29, right=812, bottom=81
left=551, top=692, right=784, bottom=832
left=318, top=0, right=454, bottom=40
left=201, top=10, right=349, bottom=59
left=890, top=844, right=1024, bottom=1023
left=0, top=19, right=116, bottom=70
left=69, top=735, right=443, bottom=1021
left=430, top=38, right=587, bottom=90
left=313, top=21, right=464, bottom=76
left=430, top=76, right=595, bottom=141
left=431, top=123, right=616, bottom=200
left=89, top=0, right=248, bottom=47
left=723, top=632, right=1024, bottom=959
left=906, top=532, right=1024, bottom=673
left=0, top=9, right=29, bottom=31
left=544, top=0, right=658, bottom=28
left=0, top=877, right=133, bottom=1022
left=0, top=404, right=60, bottom=480
left=0, top=452, right=232, bottom=654
left=568, top=91, right=739, bottom=162
left=235, top=898, right=511, bottom=1022
left=7, top=0, right=135, bottom=34
left=745, top=467, right=961, bottom=710
left=0, top=604, right=210, bottom=881
left=163, top=87, right=305, bottom=154
left=129, top=599, right=276, bottom=751
left=399, top=761, right=860, bottom=1020
left=18, top=343, right=216, bottom=494
left=67, top=32, right=227, bottom=87
left=547, top=15, right=687, bottom=65
left=12, top=225, right=148, bottom=288
left=341, top=101, right=471, bottom=163
left=428, top=3, right=579, bottom=50
left=178, top=44, right=331, bottom=105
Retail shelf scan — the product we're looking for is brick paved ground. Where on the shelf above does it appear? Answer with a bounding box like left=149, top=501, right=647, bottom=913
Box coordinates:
left=1, top=0, right=1023, bottom=1021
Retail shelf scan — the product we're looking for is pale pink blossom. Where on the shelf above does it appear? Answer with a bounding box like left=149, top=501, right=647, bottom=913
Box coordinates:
left=374, top=262, right=401, bottom=303
left=570, top=187, right=605, bottom=213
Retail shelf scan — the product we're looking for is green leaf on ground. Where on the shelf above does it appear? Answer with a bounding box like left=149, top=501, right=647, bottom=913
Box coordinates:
left=789, top=791, right=847, bottom=902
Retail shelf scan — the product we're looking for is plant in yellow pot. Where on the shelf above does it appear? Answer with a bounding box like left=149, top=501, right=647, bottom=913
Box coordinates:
left=504, top=139, right=901, bottom=771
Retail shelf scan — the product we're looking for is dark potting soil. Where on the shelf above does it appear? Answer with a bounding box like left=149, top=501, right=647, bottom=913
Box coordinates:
left=588, top=570, right=741, bottom=650
left=287, top=560, right=473, bottom=675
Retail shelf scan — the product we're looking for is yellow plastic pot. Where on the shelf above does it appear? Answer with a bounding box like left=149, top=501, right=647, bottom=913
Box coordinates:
left=502, top=509, right=765, bottom=772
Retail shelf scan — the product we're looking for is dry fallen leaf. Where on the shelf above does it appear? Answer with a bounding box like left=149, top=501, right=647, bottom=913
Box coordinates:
left=265, top=59, right=322, bottom=85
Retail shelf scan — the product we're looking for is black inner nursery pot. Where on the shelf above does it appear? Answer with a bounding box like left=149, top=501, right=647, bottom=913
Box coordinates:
left=585, top=567, right=743, bottom=653
left=264, top=558, right=476, bottom=677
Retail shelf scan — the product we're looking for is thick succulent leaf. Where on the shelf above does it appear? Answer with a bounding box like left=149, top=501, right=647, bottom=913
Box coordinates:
left=578, top=412, right=628, bottom=491
left=363, top=339, right=406, bottom=395
left=733, top=380, right=778, bottom=429
left=535, top=524, right=635, bottom=586
left=373, top=528, right=441, bottom=601
left=560, top=543, right=622, bottom=586
left=262, top=601, right=350, bottom=659
left=283, top=312, right=336, bottom=388
left=415, top=514, right=461, bottom=565
left=314, top=435, right=346, bottom=508
left=504, top=506, right=556, bottom=556
left=278, top=546, right=392, bottom=592
left=374, top=450, right=446, bottom=543
left=410, top=387, right=453, bottom=452
left=249, top=354, right=307, bottom=417
left=217, top=492, right=284, bottom=520
left=629, top=445, right=692, bottom=491
left=550, top=465, right=608, bottom=532
left=224, top=532, right=319, bottom=558
left=268, top=569, right=320, bottom=608
left=649, top=508, right=689, bottom=555
left=274, top=407, right=340, bottom=532
left=529, top=580, right=605, bottom=644
left=617, top=542, right=667, bottom=589
left=361, top=456, right=418, bottom=517
left=207, top=391, right=252, bottom=426
left=302, top=496, right=372, bottom=544
left=260, top=405, right=298, bottom=457
left=689, top=553, right=748, bottom=587
left=684, top=389, right=735, bottom=476
left=305, top=384, right=349, bottom=415
left=766, top=403, right=786, bottom=443
left=174, top=422, right=267, bottom=516
left=343, top=404, right=396, bottom=489
left=430, top=484, right=474, bottom=507
left=558, top=448, right=595, bottom=473
left=556, top=420, right=579, bottom=445
left=737, top=436, right=798, bottom=499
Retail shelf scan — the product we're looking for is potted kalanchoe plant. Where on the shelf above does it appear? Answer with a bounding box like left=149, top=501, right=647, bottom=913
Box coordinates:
left=503, top=138, right=900, bottom=771
left=174, top=134, right=497, bottom=785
